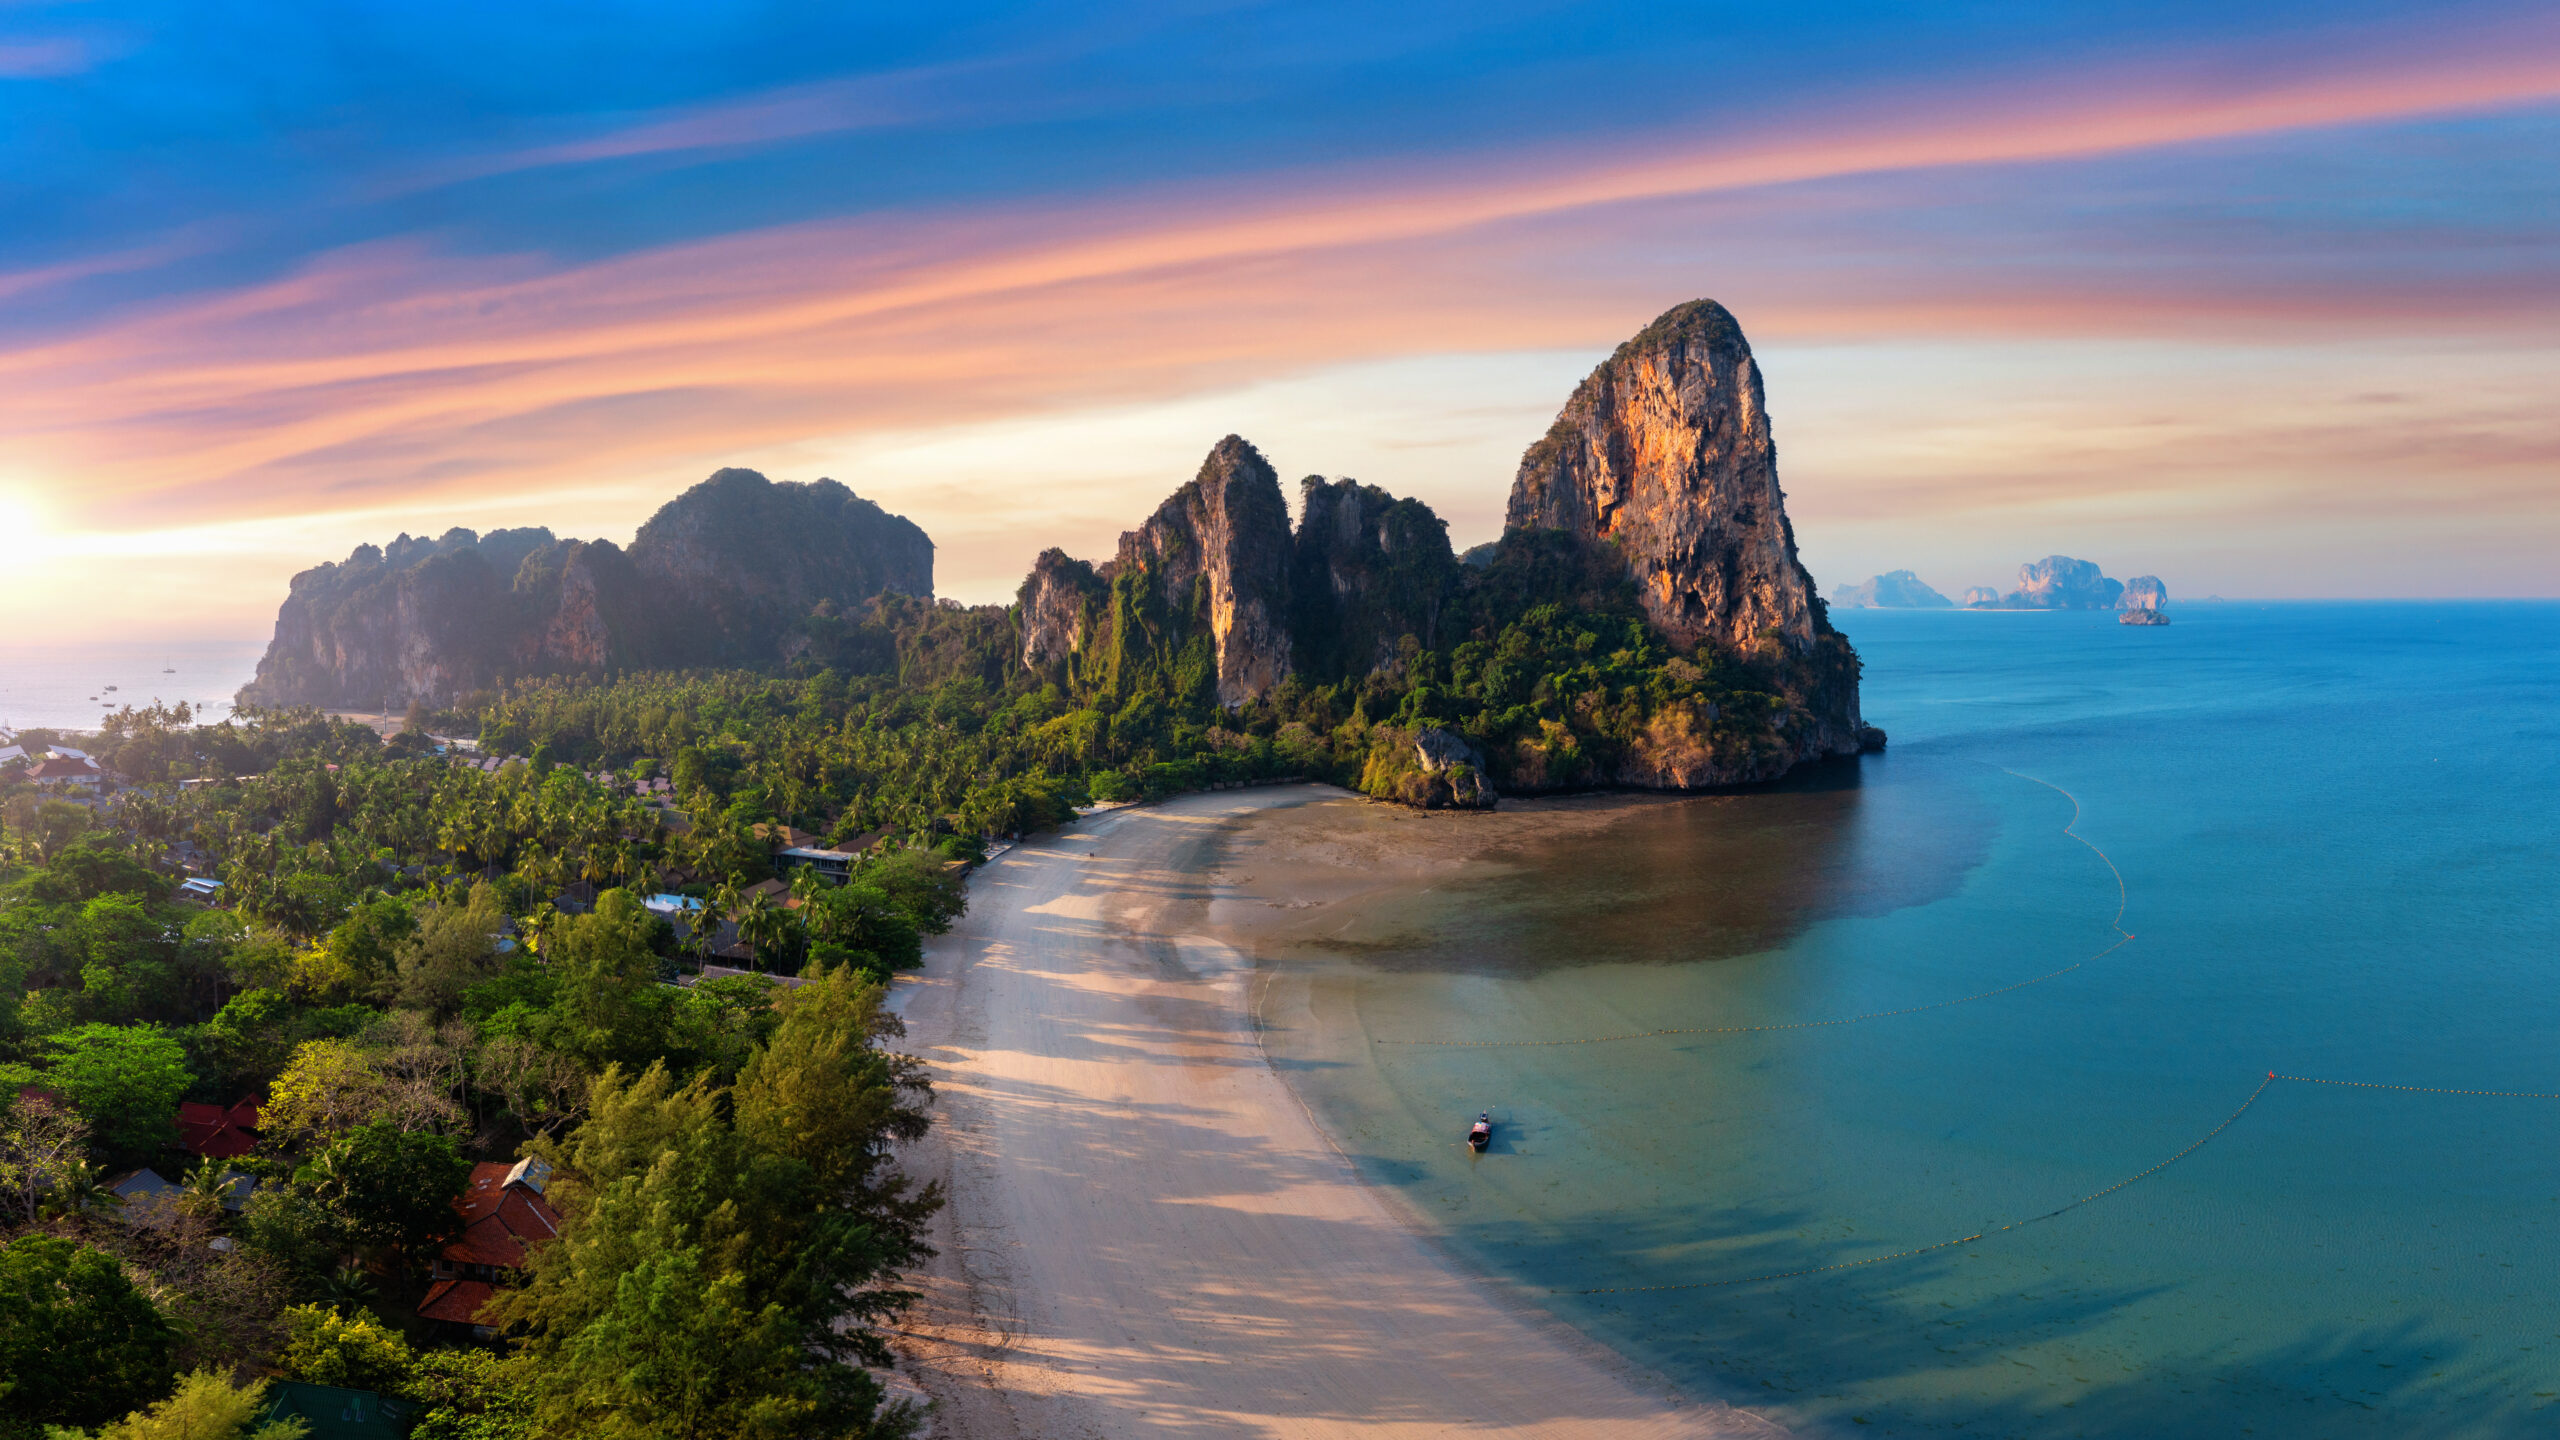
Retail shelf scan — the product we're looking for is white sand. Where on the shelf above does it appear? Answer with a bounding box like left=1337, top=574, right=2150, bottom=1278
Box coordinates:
left=891, top=786, right=1786, bottom=1438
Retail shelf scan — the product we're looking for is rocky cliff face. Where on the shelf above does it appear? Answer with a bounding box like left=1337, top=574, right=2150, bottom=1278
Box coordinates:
left=241, top=471, right=931, bottom=709
left=1833, top=570, right=1952, bottom=609
left=1503, top=299, right=1868, bottom=776
left=1507, top=300, right=1820, bottom=656
left=1290, top=477, right=1461, bottom=681
left=1113, top=437, right=1296, bottom=707
left=1017, top=548, right=1109, bottom=677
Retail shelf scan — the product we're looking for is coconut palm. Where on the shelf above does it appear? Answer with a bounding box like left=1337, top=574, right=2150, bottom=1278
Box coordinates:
left=735, top=891, right=798, bottom=971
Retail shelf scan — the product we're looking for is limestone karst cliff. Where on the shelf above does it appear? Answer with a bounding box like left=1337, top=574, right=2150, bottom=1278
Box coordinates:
left=1017, top=437, right=1297, bottom=707
left=1289, top=477, right=1462, bottom=682
left=1498, top=299, right=1871, bottom=781
left=1507, top=301, right=1820, bottom=655
left=240, top=470, right=930, bottom=709
left=1013, top=299, right=1875, bottom=794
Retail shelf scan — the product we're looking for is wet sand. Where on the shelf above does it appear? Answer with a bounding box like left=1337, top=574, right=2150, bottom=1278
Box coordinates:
left=891, top=784, right=1784, bottom=1438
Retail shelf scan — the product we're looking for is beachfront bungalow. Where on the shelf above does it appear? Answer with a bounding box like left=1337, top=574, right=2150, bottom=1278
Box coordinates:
left=418, top=1157, right=560, bottom=1339
left=175, top=876, right=224, bottom=905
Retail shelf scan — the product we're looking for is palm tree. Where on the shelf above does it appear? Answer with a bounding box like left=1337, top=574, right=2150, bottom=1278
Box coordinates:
left=321, top=1262, right=380, bottom=1314
left=39, top=1159, right=120, bottom=1223
left=735, top=891, right=797, bottom=972
left=179, top=1156, right=235, bottom=1219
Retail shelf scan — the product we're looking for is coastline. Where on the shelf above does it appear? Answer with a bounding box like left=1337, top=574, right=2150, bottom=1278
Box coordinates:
left=889, top=785, right=1785, bottom=1437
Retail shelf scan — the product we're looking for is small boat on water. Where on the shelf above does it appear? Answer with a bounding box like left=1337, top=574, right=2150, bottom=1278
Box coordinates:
left=1467, top=1112, right=1491, bottom=1153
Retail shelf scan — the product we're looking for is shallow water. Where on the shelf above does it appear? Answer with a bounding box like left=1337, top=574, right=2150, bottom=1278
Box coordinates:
left=1253, top=602, right=2560, bottom=1438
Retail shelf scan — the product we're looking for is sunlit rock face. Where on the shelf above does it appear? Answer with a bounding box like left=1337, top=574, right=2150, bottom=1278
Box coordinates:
left=1114, top=435, right=1297, bottom=707
left=1505, top=299, right=1869, bottom=776
left=1506, top=300, right=1822, bottom=657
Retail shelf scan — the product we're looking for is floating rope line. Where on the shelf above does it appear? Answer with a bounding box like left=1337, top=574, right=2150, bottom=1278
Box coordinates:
left=1571, top=1071, right=2276, bottom=1297
left=2272, top=1073, right=2560, bottom=1101
left=1378, top=768, right=2133, bottom=1049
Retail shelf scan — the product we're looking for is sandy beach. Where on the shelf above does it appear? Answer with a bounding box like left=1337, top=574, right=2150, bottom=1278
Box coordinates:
left=890, top=784, right=1785, bottom=1438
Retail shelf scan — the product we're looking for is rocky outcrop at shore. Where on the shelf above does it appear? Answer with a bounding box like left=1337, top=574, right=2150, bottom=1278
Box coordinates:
left=241, top=470, right=931, bottom=709
left=1833, top=570, right=1953, bottom=609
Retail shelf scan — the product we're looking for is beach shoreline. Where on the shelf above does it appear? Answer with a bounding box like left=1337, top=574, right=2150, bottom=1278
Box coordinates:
left=888, top=784, right=1785, bottom=1438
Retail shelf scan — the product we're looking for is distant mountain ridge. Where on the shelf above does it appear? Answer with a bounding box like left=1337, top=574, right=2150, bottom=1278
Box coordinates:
left=239, top=469, right=931, bottom=709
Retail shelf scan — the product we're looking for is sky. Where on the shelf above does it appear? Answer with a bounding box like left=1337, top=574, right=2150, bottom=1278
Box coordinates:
left=1, top=0, right=2555, bottom=641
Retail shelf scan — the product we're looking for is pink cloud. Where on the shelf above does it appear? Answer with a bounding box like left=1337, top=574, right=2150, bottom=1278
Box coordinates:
left=0, top=36, right=89, bottom=78
left=4, top=13, right=2558, bottom=549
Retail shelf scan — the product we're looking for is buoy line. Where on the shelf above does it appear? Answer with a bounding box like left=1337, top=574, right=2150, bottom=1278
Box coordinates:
left=1376, top=767, right=2131, bottom=1050
left=2272, top=1073, right=2560, bottom=1101
left=1570, top=1071, right=2276, bottom=1297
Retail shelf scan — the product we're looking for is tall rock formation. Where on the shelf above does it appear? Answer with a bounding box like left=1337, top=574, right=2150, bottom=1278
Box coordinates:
left=1075, top=436, right=1296, bottom=707
left=1290, top=477, right=1461, bottom=682
left=1507, top=300, right=1819, bottom=656
left=1499, top=300, right=1870, bottom=776
left=241, top=470, right=931, bottom=709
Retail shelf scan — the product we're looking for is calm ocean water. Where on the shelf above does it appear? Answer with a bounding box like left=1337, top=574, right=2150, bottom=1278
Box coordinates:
left=1255, top=601, right=2560, bottom=1438
left=0, top=637, right=267, bottom=735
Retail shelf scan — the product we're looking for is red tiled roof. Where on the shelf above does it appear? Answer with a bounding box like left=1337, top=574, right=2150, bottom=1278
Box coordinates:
left=438, top=1161, right=561, bottom=1269
left=176, top=1096, right=260, bottom=1159
left=417, top=1278, right=496, bottom=1325
left=442, top=1214, right=532, bottom=1270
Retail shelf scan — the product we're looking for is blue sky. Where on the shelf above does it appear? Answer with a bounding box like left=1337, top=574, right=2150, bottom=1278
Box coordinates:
left=3, top=1, right=2555, bottom=632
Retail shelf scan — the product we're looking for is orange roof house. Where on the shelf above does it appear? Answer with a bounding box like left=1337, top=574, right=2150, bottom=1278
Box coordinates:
left=417, top=1157, right=560, bottom=1336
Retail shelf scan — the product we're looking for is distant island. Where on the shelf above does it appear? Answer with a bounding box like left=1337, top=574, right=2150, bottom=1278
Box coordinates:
left=1955, top=556, right=2170, bottom=621
left=1832, top=570, right=1952, bottom=609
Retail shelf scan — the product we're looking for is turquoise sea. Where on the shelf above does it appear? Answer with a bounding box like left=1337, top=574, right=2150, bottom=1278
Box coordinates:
left=1256, top=602, right=2560, bottom=1438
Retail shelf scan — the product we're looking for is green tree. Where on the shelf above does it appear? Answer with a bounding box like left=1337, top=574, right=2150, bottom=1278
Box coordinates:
left=276, top=1303, right=413, bottom=1392
left=393, top=887, right=507, bottom=1016
left=299, top=1123, right=470, bottom=1260
left=0, top=1235, right=175, bottom=1436
left=399, top=1348, right=534, bottom=1440
left=42, top=1024, right=192, bottom=1160
left=66, top=1369, right=308, bottom=1440
left=536, top=892, right=672, bottom=1070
